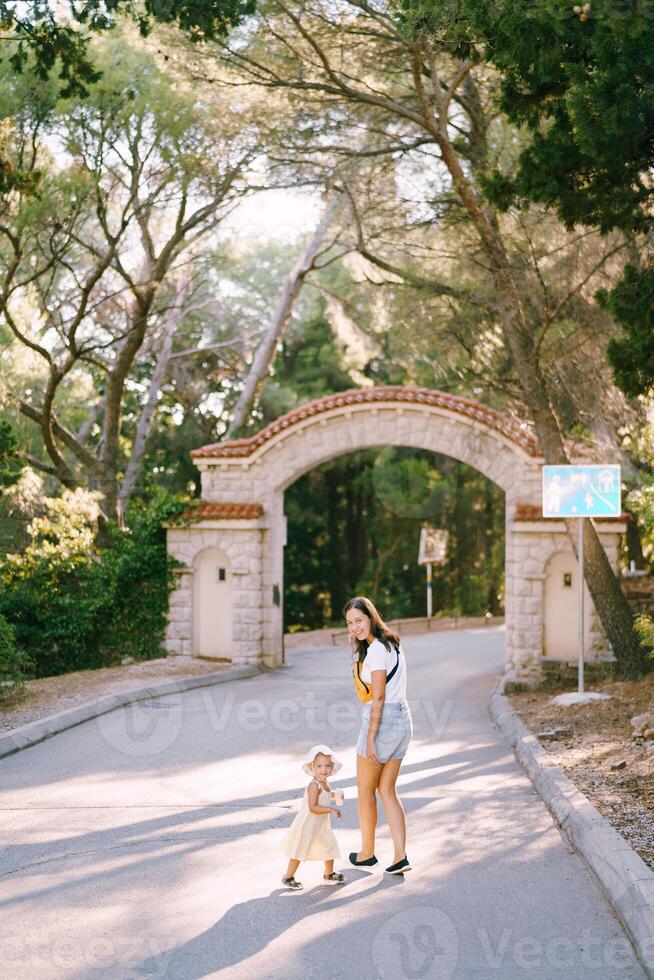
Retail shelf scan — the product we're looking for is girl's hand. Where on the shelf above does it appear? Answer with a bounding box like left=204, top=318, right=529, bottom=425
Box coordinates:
left=332, top=808, right=342, bottom=819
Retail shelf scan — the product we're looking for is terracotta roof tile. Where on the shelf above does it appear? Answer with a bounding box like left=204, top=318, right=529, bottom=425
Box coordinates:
left=182, top=501, right=263, bottom=522
left=190, top=386, right=540, bottom=459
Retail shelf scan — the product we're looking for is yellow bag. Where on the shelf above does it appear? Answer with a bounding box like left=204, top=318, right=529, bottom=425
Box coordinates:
left=353, top=659, right=372, bottom=703
left=353, top=645, right=400, bottom=703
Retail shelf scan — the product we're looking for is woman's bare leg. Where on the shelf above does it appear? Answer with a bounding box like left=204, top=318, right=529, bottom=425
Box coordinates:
left=356, top=753, right=382, bottom=859
left=378, top=758, right=406, bottom=864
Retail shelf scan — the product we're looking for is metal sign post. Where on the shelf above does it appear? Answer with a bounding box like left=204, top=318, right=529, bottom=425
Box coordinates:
left=542, top=465, right=621, bottom=698
left=418, top=528, right=449, bottom=619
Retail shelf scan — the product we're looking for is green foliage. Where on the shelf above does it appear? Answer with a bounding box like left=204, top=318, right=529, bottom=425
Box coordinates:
left=595, top=265, right=654, bottom=397
left=260, top=310, right=356, bottom=421
left=0, top=1, right=255, bottom=103
left=621, top=424, right=654, bottom=567
left=0, top=2, right=102, bottom=100
left=0, top=419, right=23, bottom=487
left=399, top=0, right=654, bottom=404
left=634, top=613, right=654, bottom=662
left=0, top=610, right=33, bottom=693
left=0, top=488, right=115, bottom=677
left=284, top=448, right=504, bottom=631
left=136, top=0, right=256, bottom=38
left=0, top=31, right=252, bottom=517
left=97, top=490, right=190, bottom=663
left=402, top=0, right=654, bottom=234
left=0, top=487, right=189, bottom=678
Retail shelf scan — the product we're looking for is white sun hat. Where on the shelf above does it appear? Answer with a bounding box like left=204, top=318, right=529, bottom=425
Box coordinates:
left=301, top=743, right=343, bottom=775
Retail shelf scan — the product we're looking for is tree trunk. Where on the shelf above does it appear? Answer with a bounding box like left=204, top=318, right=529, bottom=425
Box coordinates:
left=570, top=516, right=644, bottom=676
left=226, top=191, right=345, bottom=437
left=119, top=276, right=190, bottom=509
left=433, top=107, right=648, bottom=676
left=495, top=280, right=646, bottom=674
left=497, top=271, right=646, bottom=674
left=93, top=469, right=123, bottom=543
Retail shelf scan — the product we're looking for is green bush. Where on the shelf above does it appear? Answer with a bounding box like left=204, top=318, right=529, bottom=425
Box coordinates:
left=0, top=488, right=189, bottom=678
left=99, top=491, right=189, bottom=663
left=0, top=611, right=33, bottom=694
left=0, top=418, right=23, bottom=488
left=635, top=613, right=654, bottom=662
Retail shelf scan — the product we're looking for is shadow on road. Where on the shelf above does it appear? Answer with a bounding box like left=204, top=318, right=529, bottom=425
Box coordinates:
left=131, top=873, right=405, bottom=978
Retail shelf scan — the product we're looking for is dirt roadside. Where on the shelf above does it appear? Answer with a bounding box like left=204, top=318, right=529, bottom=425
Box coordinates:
left=507, top=668, right=654, bottom=871
left=0, top=655, right=230, bottom=734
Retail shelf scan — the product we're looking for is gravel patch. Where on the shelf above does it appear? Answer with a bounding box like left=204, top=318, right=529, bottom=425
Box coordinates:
left=507, top=671, right=654, bottom=871
left=0, top=655, right=229, bottom=733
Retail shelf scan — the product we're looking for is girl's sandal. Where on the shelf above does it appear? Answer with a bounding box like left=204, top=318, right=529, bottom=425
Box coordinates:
left=323, top=871, right=345, bottom=884
left=281, top=875, right=303, bottom=889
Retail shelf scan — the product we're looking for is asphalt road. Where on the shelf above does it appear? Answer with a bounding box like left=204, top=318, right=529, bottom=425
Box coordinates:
left=0, top=627, right=647, bottom=979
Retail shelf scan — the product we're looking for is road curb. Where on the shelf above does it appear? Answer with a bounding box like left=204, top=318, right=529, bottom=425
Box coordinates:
left=0, top=665, right=261, bottom=761
left=489, top=681, right=654, bottom=978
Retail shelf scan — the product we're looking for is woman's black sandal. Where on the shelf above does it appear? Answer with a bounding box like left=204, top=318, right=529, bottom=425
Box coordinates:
left=385, top=856, right=411, bottom=874
left=349, top=852, right=378, bottom=867
left=281, top=875, right=303, bottom=889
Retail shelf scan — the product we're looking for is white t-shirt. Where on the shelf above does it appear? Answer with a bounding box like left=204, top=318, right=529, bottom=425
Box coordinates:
left=360, top=638, right=407, bottom=703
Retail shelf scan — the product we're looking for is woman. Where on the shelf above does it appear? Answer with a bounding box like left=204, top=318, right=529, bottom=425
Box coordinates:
left=344, top=595, right=413, bottom=874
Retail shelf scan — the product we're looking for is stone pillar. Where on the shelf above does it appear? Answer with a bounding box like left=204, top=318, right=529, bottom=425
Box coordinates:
left=508, top=517, right=627, bottom=676
left=505, top=505, right=546, bottom=683
left=166, top=566, right=193, bottom=657
left=165, top=515, right=266, bottom=665
left=261, top=491, right=285, bottom=669
left=166, top=528, right=195, bottom=657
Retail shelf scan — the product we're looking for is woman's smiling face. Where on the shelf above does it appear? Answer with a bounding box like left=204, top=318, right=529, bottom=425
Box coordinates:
left=346, top=607, right=371, bottom=642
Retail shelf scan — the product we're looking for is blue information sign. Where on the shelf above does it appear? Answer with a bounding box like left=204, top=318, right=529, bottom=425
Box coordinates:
left=542, top=465, right=621, bottom=518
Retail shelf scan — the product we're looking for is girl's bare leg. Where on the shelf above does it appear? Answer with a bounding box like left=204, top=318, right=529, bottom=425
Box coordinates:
left=378, top=758, right=407, bottom=864
left=324, top=859, right=334, bottom=875
left=356, top=753, right=382, bottom=859
left=285, top=858, right=300, bottom=877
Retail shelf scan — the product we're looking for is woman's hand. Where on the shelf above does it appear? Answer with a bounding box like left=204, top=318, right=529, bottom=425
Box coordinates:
left=366, top=736, right=380, bottom=767
left=332, top=808, right=342, bottom=819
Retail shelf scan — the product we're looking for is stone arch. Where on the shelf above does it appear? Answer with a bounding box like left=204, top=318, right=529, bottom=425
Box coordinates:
left=191, top=386, right=542, bottom=500
left=166, top=386, right=626, bottom=680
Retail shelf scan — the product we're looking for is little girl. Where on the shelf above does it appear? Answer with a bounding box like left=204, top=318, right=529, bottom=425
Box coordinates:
left=279, top=743, right=346, bottom=889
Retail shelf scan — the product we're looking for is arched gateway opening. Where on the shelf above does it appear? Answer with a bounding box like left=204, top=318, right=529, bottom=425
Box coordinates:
left=166, top=386, right=626, bottom=683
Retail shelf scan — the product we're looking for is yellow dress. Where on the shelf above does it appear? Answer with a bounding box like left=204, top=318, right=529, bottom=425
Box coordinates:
left=278, top=780, right=341, bottom=861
